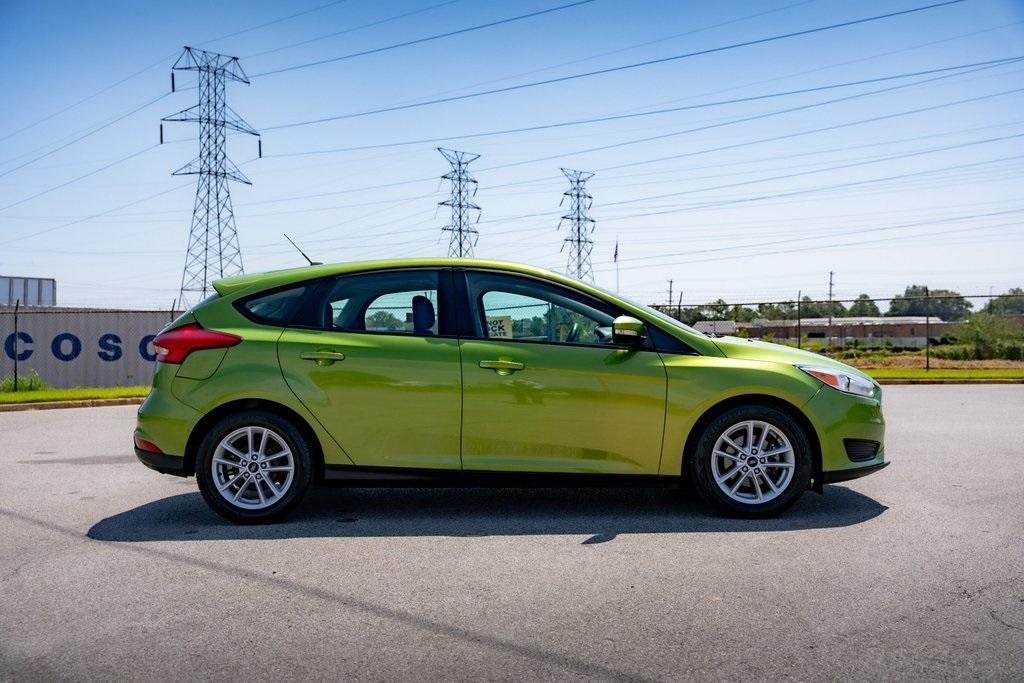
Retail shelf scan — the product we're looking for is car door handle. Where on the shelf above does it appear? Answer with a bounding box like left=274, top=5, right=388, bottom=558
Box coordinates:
left=479, top=359, right=525, bottom=375
left=300, top=350, right=346, bottom=366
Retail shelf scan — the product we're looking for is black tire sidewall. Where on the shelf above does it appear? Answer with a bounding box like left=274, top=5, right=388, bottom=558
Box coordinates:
left=195, top=410, right=313, bottom=524
left=692, top=405, right=812, bottom=517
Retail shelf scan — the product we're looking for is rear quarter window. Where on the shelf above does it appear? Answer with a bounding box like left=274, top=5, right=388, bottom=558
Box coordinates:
left=237, top=284, right=312, bottom=326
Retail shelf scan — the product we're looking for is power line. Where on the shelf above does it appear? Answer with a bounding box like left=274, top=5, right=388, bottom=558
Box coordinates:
left=252, top=0, right=596, bottom=77
left=599, top=154, right=1024, bottom=225
left=0, top=92, right=170, bottom=178
left=199, top=0, right=353, bottom=48
left=592, top=84, right=1024, bottom=174
left=0, top=181, right=193, bottom=247
left=266, top=56, right=1021, bottom=158
left=601, top=132, right=1024, bottom=208
left=597, top=219, right=1024, bottom=275
left=216, top=65, right=1024, bottom=216
left=473, top=63, right=1022, bottom=176
left=0, top=143, right=160, bottom=212
left=0, top=55, right=175, bottom=144
left=263, top=0, right=965, bottom=129
left=375, top=0, right=819, bottom=112
left=0, top=1, right=348, bottom=146
left=245, top=1, right=462, bottom=59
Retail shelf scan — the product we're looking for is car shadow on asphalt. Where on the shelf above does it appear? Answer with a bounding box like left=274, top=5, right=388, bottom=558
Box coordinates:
left=87, top=484, right=887, bottom=543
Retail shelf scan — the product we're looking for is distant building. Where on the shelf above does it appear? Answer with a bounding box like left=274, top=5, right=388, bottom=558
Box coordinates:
left=694, top=320, right=738, bottom=335
left=0, top=275, right=57, bottom=307
left=739, top=316, right=948, bottom=348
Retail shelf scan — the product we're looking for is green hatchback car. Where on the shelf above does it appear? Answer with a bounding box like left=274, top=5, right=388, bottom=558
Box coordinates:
left=134, top=258, right=887, bottom=523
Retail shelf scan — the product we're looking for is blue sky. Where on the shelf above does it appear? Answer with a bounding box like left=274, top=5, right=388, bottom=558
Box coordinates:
left=1, top=0, right=1022, bottom=308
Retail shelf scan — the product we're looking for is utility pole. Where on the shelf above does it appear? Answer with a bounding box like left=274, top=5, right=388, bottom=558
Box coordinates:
left=558, top=168, right=595, bottom=281
left=437, top=148, right=481, bottom=257
left=797, top=290, right=802, bottom=349
left=667, top=279, right=674, bottom=317
left=614, top=236, right=620, bottom=293
left=677, top=290, right=683, bottom=321
left=162, top=46, right=259, bottom=308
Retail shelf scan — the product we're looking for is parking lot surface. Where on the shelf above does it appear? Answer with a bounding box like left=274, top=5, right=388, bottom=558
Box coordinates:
left=1, top=386, right=1022, bottom=681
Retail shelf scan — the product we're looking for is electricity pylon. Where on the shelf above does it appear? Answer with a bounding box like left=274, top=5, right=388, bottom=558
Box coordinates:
left=162, top=46, right=259, bottom=307
left=437, top=148, right=481, bottom=257
left=558, top=168, right=595, bottom=281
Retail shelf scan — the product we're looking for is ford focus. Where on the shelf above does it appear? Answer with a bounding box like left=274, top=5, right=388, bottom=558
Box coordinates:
left=134, top=259, right=887, bottom=523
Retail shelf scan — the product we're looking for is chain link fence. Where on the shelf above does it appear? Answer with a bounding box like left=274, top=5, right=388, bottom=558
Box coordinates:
left=0, top=305, right=180, bottom=389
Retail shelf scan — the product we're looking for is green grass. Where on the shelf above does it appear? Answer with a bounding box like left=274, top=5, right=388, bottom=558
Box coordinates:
left=865, top=368, right=1024, bottom=381
left=0, top=386, right=150, bottom=404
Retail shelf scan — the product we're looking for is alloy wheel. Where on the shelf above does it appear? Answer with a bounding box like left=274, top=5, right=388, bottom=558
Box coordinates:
left=710, top=420, right=795, bottom=504
left=211, top=426, right=295, bottom=510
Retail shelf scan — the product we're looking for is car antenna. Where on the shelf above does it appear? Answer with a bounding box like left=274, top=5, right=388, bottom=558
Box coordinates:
left=284, top=233, right=322, bottom=266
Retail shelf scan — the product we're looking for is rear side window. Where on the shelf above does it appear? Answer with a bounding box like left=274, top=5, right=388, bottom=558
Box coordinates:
left=238, top=284, right=311, bottom=326
left=303, top=270, right=445, bottom=336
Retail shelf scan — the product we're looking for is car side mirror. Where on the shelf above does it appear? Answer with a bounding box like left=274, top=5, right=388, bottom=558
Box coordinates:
left=612, top=315, right=645, bottom=346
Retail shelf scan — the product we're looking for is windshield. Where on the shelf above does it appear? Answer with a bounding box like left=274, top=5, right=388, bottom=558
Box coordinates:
left=589, top=282, right=706, bottom=337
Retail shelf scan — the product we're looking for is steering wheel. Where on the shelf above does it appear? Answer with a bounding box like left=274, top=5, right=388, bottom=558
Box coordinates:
left=565, top=322, right=580, bottom=343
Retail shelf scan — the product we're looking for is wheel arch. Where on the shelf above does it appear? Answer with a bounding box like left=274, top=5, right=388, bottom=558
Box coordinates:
left=183, top=398, right=325, bottom=480
left=681, top=394, right=823, bottom=492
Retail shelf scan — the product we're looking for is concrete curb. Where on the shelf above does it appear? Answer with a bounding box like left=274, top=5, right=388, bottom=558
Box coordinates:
left=0, top=397, right=145, bottom=412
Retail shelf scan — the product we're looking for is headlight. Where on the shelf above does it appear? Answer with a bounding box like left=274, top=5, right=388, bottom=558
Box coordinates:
left=797, top=365, right=877, bottom=399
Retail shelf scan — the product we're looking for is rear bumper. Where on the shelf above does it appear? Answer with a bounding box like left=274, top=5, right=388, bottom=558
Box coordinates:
left=821, top=460, right=889, bottom=484
left=134, top=447, right=188, bottom=477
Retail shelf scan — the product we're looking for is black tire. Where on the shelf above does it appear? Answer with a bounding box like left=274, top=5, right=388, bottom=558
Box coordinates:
left=195, top=410, right=314, bottom=524
left=691, top=404, right=812, bottom=517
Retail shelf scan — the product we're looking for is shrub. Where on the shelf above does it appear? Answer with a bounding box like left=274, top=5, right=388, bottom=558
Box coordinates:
left=0, top=370, right=47, bottom=392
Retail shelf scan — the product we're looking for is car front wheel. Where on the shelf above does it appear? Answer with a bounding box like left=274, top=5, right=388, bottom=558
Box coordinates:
left=691, top=405, right=812, bottom=517
left=195, top=410, right=313, bottom=524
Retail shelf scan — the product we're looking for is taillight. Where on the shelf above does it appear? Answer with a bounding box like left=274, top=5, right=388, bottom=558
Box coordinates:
left=152, top=322, right=241, bottom=364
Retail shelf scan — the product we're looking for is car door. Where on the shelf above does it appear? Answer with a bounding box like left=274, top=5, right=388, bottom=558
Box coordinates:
left=457, top=270, right=667, bottom=475
left=277, top=268, right=462, bottom=470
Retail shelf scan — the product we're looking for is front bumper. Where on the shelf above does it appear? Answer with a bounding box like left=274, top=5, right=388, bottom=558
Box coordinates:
left=821, top=460, right=889, bottom=484
left=803, top=386, right=887, bottom=484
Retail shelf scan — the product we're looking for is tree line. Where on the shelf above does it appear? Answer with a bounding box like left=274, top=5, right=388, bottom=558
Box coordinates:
left=661, top=286, right=1024, bottom=324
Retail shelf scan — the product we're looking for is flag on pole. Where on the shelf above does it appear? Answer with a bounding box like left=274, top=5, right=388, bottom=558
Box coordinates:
left=613, top=240, right=619, bottom=263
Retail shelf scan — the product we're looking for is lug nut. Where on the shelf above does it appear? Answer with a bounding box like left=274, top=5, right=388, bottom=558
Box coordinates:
left=741, top=466, right=748, bottom=472
left=760, top=457, right=766, bottom=464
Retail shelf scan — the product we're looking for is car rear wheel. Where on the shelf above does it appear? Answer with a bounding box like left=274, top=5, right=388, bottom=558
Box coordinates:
left=691, top=405, right=812, bottom=517
left=195, top=410, right=313, bottom=524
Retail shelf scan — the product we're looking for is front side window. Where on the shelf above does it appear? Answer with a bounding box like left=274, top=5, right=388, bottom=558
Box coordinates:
left=313, top=270, right=442, bottom=336
left=466, top=271, right=618, bottom=346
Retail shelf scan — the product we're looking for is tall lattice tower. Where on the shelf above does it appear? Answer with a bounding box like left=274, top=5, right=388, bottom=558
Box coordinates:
left=162, top=47, right=259, bottom=307
left=558, top=168, right=595, bottom=281
left=437, top=148, right=481, bottom=257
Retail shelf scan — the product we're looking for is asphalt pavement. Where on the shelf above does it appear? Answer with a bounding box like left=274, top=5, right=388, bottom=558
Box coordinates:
left=1, top=386, right=1022, bottom=681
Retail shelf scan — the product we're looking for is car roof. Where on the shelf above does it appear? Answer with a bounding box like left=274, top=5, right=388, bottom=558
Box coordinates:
left=212, top=258, right=568, bottom=297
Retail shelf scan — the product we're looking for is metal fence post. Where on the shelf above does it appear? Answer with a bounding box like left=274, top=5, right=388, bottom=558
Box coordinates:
left=924, top=287, right=931, bottom=371
left=12, top=299, right=20, bottom=392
